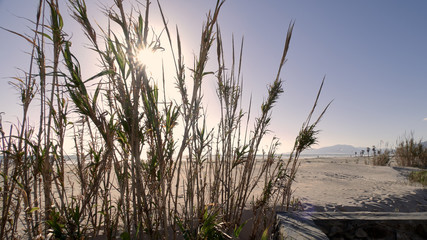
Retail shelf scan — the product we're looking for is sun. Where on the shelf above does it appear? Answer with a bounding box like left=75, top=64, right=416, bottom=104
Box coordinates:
left=134, top=45, right=180, bottom=102
left=136, top=47, right=163, bottom=74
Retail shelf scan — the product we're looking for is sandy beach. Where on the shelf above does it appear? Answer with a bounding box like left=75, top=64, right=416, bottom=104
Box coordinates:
left=291, top=156, right=427, bottom=213
left=7, top=155, right=427, bottom=239
left=58, top=156, right=426, bottom=214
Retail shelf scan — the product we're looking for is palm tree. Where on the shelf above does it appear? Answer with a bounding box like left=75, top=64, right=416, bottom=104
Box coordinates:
left=367, top=147, right=370, bottom=157
left=372, top=145, right=376, bottom=157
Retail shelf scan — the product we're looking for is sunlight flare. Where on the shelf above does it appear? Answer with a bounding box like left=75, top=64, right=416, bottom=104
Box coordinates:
left=136, top=47, right=163, bottom=74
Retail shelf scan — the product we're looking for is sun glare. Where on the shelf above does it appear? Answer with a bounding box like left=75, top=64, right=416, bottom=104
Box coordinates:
left=136, top=47, right=162, bottom=74
left=134, top=46, right=182, bottom=103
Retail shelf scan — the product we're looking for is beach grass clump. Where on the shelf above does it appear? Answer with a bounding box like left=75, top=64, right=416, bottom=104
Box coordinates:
left=0, top=0, right=330, bottom=239
left=372, top=150, right=391, bottom=166
left=408, top=170, right=427, bottom=186
left=395, top=134, right=427, bottom=168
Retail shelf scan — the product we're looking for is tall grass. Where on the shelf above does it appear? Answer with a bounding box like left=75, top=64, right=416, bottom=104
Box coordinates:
left=0, top=0, right=330, bottom=239
left=395, top=134, right=427, bottom=168
left=372, top=149, right=391, bottom=166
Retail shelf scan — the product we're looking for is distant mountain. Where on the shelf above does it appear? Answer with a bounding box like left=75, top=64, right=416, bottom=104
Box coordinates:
left=302, top=144, right=364, bottom=155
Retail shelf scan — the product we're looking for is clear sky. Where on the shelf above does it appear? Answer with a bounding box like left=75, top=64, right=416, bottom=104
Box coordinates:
left=1, top=0, right=426, bottom=153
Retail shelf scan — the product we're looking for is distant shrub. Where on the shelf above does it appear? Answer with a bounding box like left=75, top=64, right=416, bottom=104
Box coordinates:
left=395, top=135, right=427, bottom=168
left=409, top=170, right=427, bottom=186
left=372, top=150, right=391, bottom=166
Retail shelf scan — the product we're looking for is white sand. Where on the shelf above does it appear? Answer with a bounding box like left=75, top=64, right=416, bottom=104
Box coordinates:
left=291, top=157, right=427, bottom=212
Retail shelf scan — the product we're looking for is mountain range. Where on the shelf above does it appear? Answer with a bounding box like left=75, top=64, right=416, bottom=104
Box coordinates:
left=303, top=141, right=427, bottom=155
left=302, top=144, right=364, bottom=155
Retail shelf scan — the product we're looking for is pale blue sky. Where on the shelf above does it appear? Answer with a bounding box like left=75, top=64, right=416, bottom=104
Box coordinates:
left=1, top=0, right=426, bottom=153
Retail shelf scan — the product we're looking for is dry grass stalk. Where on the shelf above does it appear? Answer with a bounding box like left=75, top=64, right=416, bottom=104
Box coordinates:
left=395, top=133, right=427, bottom=168
left=372, top=150, right=391, bottom=166
left=0, top=0, right=330, bottom=239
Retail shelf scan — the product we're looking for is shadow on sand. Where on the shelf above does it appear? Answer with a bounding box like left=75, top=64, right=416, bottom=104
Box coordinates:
left=302, top=188, right=427, bottom=213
